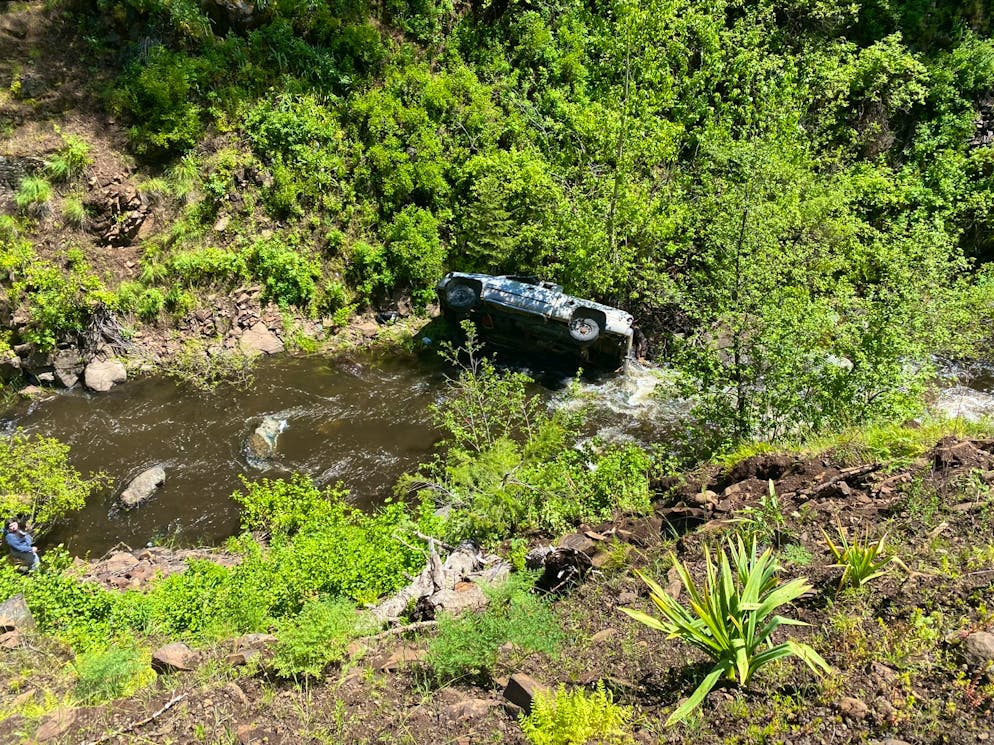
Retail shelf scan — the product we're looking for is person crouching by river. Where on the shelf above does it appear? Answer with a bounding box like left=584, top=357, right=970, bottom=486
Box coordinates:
left=4, top=519, right=39, bottom=572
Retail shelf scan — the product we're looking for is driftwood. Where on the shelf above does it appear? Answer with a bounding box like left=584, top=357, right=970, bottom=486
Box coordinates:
left=371, top=539, right=510, bottom=624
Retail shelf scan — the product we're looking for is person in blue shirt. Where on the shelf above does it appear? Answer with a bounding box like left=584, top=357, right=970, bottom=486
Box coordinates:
left=4, top=519, right=39, bottom=571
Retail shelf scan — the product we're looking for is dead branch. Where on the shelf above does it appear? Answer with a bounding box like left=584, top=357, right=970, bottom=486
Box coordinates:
left=80, top=692, right=188, bottom=745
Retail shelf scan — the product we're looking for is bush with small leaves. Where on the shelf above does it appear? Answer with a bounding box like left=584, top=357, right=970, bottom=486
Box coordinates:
left=73, top=646, right=153, bottom=704
left=271, top=597, right=377, bottom=679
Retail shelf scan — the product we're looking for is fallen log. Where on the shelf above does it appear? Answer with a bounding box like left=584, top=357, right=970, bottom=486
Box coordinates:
left=371, top=538, right=510, bottom=624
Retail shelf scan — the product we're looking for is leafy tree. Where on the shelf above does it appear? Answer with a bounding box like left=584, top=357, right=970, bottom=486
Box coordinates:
left=0, top=432, right=107, bottom=533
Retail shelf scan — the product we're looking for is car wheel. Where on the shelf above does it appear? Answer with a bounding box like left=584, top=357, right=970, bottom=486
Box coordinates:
left=569, top=313, right=600, bottom=343
left=445, top=282, right=479, bottom=310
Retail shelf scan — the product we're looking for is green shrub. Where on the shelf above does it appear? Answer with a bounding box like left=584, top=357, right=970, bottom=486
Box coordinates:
left=166, top=246, right=248, bottom=286
left=61, top=195, right=86, bottom=227
left=45, top=136, right=92, bottom=183
left=0, top=431, right=108, bottom=532
left=73, top=646, right=152, bottom=704
left=15, top=176, right=51, bottom=215
left=164, top=286, right=196, bottom=316
left=113, top=46, right=204, bottom=158
left=232, top=475, right=443, bottom=609
left=384, top=205, right=446, bottom=308
left=348, top=239, right=394, bottom=307
left=428, top=574, right=561, bottom=685
left=822, top=522, right=897, bottom=589
left=247, top=236, right=320, bottom=309
left=234, top=472, right=346, bottom=537
left=520, top=681, right=632, bottom=745
left=621, top=537, right=831, bottom=726
left=271, top=597, right=376, bottom=679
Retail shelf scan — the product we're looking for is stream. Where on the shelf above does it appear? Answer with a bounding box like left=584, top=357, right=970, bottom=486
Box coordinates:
left=4, top=349, right=991, bottom=557
left=1, top=352, right=678, bottom=556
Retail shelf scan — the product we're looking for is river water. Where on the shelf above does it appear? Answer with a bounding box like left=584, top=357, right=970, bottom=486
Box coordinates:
left=2, top=351, right=678, bottom=556
left=6, top=350, right=990, bottom=557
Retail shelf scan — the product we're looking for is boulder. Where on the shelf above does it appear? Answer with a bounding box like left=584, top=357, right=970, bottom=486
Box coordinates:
left=120, top=465, right=166, bottom=508
left=0, top=593, right=35, bottom=631
left=84, top=359, right=127, bottom=392
left=152, top=642, right=200, bottom=673
left=239, top=322, right=284, bottom=356
left=52, top=348, right=84, bottom=389
left=245, top=416, right=285, bottom=461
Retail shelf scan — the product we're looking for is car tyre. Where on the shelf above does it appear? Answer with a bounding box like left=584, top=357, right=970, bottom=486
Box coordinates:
left=569, top=313, right=600, bottom=343
left=445, top=282, right=479, bottom=310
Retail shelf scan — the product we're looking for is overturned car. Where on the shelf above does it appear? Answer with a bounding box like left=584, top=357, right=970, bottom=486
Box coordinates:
left=436, top=272, right=634, bottom=369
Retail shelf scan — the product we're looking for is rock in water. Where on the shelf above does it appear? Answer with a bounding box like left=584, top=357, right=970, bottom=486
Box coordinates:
left=245, top=416, right=286, bottom=463
left=120, top=465, right=166, bottom=508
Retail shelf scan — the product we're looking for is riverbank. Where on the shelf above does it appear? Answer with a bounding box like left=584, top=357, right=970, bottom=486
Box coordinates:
left=3, top=427, right=994, bottom=744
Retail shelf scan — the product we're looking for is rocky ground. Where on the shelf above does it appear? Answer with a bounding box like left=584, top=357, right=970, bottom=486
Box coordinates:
left=2, top=436, right=993, bottom=744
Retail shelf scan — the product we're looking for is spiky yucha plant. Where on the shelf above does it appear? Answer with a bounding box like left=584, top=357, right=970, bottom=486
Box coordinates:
left=621, top=536, right=831, bottom=725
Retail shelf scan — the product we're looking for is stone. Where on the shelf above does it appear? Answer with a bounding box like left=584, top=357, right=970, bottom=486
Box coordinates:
left=558, top=532, right=596, bottom=554
left=590, top=628, right=619, bottom=644
left=963, top=631, right=994, bottom=680
left=233, top=633, right=278, bottom=650
left=374, top=645, right=426, bottom=672
left=0, top=631, right=20, bottom=649
left=120, top=465, right=166, bottom=508
left=226, top=649, right=261, bottom=667
left=239, top=322, right=284, bottom=356
left=443, top=698, right=497, bottom=721
left=35, top=708, right=76, bottom=742
left=225, top=682, right=249, bottom=707
left=92, top=551, right=140, bottom=575
left=502, top=673, right=548, bottom=715
left=0, top=593, right=35, bottom=631
left=152, top=642, right=200, bottom=673
left=245, top=416, right=285, bottom=461
left=617, top=590, right=637, bottom=605
left=83, top=359, right=127, bottom=392
left=52, top=348, right=84, bottom=389
left=837, top=696, right=869, bottom=720
left=0, top=351, right=21, bottom=383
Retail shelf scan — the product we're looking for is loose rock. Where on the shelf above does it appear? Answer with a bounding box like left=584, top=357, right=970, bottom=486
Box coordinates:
left=120, top=465, right=166, bottom=508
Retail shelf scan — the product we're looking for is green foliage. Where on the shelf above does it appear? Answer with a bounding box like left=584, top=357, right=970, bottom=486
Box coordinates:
left=247, top=236, right=320, bottom=309
left=0, top=431, right=107, bottom=532
left=412, top=329, right=652, bottom=542
left=232, top=474, right=442, bottom=608
left=44, top=135, right=92, bottom=183
left=113, top=46, right=204, bottom=158
left=165, top=246, right=248, bottom=287
left=15, top=176, right=51, bottom=214
left=383, top=205, right=446, bottom=308
left=234, top=472, right=347, bottom=537
left=822, top=522, right=896, bottom=589
left=621, top=537, right=831, bottom=726
left=428, top=574, right=561, bottom=684
left=731, top=481, right=788, bottom=547
left=73, top=646, right=152, bottom=704
left=271, top=597, right=376, bottom=679
left=520, top=681, right=633, bottom=745
left=61, top=195, right=86, bottom=228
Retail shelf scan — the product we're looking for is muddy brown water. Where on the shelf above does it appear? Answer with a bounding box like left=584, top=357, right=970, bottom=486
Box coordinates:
left=3, top=354, right=448, bottom=556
